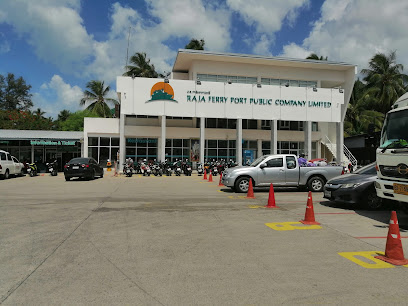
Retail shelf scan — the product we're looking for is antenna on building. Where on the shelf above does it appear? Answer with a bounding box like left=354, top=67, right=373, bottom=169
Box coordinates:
left=125, top=27, right=131, bottom=72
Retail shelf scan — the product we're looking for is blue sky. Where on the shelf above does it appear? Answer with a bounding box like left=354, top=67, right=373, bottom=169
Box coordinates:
left=0, top=0, right=407, bottom=118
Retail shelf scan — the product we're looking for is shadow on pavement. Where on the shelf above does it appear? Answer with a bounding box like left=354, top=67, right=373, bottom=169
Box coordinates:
left=320, top=199, right=408, bottom=230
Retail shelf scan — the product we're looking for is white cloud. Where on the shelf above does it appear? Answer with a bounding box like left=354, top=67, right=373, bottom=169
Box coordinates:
left=281, top=43, right=311, bottom=59
left=280, top=0, right=408, bottom=72
left=0, top=32, right=10, bottom=53
left=226, top=0, right=309, bottom=33
left=226, top=0, right=309, bottom=54
left=35, top=75, right=83, bottom=118
left=253, top=35, right=272, bottom=56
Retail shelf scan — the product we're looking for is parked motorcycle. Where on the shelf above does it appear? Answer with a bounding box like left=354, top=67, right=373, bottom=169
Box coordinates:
left=123, top=163, right=133, bottom=177
left=174, top=163, right=182, bottom=176
left=27, top=162, right=38, bottom=177
left=46, top=160, right=58, bottom=176
left=152, top=164, right=163, bottom=176
left=197, top=163, right=204, bottom=176
left=143, top=165, right=151, bottom=176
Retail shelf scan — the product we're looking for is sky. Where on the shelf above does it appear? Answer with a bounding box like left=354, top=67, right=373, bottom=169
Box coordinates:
left=1, top=0, right=408, bottom=118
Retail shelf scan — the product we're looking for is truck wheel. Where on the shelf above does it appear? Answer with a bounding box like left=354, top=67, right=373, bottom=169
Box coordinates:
left=308, top=176, right=325, bottom=192
left=4, top=170, right=9, bottom=179
left=235, top=177, right=251, bottom=193
left=364, top=189, right=383, bottom=210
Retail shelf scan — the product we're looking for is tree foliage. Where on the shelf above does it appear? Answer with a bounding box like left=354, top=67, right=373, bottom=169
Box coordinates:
left=123, top=52, right=159, bottom=78
left=361, top=51, right=408, bottom=114
left=0, top=73, right=33, bottom=111
left=306, top=53, right=328, bottom=61
left=58, top=110, right=99, bottom=131
left=0, top=110, right=55, bottom=130
left=80, top=80, right=118, bottom=118
left=185, top=38, right=205, bottom=50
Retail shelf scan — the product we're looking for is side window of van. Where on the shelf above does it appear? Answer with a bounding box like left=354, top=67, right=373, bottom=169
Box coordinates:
left=7, top=154, right=12, bottom=161
left=0, top=152, right=6, bottom=160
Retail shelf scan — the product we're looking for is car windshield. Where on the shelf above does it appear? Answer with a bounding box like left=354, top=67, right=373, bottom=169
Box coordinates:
left=354, top=163, right=376, bottom=175
left=69, top=158, right=89, bottom=164
left=250, top=155, right=268, bottom=167
left=380, top=109, right=408, bottom=149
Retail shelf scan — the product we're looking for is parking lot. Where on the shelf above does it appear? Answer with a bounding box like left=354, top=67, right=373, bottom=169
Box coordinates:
left=1, top=172, right=408, bottom=305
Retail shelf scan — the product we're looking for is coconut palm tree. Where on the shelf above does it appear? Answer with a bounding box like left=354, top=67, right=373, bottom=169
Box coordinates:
left=57, top=109, right=71, bottom=122
left=361, top=51, right=408, bottom=114
left=344, top=80, right=384, bottom=136
left=306, top=53, right=328, bottom=61
left=185, top=38, right=205, bottom=50
left=123, top=52, right=158, bottom=78
left=80, top=81, right=118, bottom=118
left=34, top=108, right=45, bottom=118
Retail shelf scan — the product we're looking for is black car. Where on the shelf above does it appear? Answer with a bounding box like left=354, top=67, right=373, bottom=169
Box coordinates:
left=323, top=163, right=382, bottom=209
left=64, top=157, right=104, bottom=181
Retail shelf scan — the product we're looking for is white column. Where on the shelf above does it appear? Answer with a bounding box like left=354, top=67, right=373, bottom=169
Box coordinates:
left=83, top=133, right=88, bottom=157
left=336, top=122, right=344, bottom=165
left=119, top=113, right=126, bottom=171
left=236, top=118, right=243, bottom=165
left=304, top=121, right=312, bottom=160
left=160, top=115, right=166, bottom=162
left=200, top=117, right=205, bottom=164
left=31, top=145, right=34, bottom=163
left=257, top=139, right=262, bottom=158
left=271, top=119, right=278, bottom=155
left=317, top=140, right=322, bottom=159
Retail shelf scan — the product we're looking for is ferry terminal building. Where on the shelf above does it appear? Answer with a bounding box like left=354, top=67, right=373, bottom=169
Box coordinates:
left=0, top=50, right=357, bottom=169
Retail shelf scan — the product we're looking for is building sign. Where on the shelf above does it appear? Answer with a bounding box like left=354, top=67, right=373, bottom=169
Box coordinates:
left=127, top=138, right=157, bottom=144
left=118, top=77, right=344, bottom=122
left=30, top=140, right=76, bottom=146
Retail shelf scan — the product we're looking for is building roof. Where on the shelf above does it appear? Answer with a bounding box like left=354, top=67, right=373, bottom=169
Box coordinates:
left=0, top=129, right=83, bottom=140
left=173, top=49, right=357, bottom=73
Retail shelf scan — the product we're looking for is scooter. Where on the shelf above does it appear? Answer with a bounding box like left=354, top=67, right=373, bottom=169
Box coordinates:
left=197, top=163, right=204, bottom=176
left=174, top=164, right=182, bottom=176
left=184, top=164, right=192, bottom=176
left=123, top=163, right=133, bottom=177
left=152, top=164, right=163, bottom=176
left=143, top=165, right=151, bottom=176
left=46, top=161, right=58, bottom=176
left=27, top=162, right=38, bottom=177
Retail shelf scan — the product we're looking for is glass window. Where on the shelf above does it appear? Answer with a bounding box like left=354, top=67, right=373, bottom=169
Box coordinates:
left=207, top=149, right=217, bottom=157
left=208, top=140, right=217, bottom=148
left=173, top=139, right=182, bottom=147
left=100, top=137, right=110, bottom=146
left=148, top=148, right=156, bottom=156
left=183, top=139, right=190, bottom=147
left=229, top=140, right=236, bottom=148
left=12, top=156, right=18, bottom=163
left=217, top=118, right=227, bottom=128
left=262, top=141, right=270, bottom=149
left=99, top=147, right=109, bottom=164
left=88, top=147, right=98, bottom=160
left=126, top=148, right=135, bottom=157
left=227, top=119, right=236, bottom=129
left=111, top=147, right=119, bottom=161
left=111, top=138, right=119, bottom=146
left=173, top=148, right=182, bottom=156
left=7, top=154, right=12, bottom=161
left=89, top=137, right=98, bottom=146
left=206, top=118, right=216, bottom=128
left=165, top=139, right=172, bottom=147
left=286, top=156, right=297, bottom=169
left=218, top=140, right=228, bottom=148
left=0, top=152, right=6, bottom=160
left=137, top=148, right=146, bottom=156
left=312, top=122, right=319, bottom=132
left=266, top=158, right=283, bottom=167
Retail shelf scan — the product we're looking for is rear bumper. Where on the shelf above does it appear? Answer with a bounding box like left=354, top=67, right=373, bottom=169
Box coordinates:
left=323, top=185, right=365, bottom=204
left=375, top=178, right=408, bottom=202
left=64, top=169, right=91, bottom=178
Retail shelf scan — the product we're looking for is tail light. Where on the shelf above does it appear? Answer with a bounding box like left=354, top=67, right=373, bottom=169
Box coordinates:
left=341, top=168, right=344, bottom=175
left=81, top=164, right=89, bottom=168
left=375, top=163, right=379, bottom=172
left=64, top=164, right=68, bottom=169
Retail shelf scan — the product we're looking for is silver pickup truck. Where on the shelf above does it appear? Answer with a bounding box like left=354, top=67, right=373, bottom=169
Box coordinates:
left=221, top=154, right=343, bottom=193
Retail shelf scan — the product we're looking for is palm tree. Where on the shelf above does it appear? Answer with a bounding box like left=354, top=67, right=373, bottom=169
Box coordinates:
left=58, top=109, right=71, bottom=122
left=361, top=51, right=408, bottom=114
left=185, top=38, right=205, bottom=50
left=344, top=80, right=384, bottom=136
left=34, top=108, right=45, bottom=117
left=123, top=52, right=158, bottom=78
left=80, top=81, right=118, bottom=118
left=306, top=53, right=328, bottom=61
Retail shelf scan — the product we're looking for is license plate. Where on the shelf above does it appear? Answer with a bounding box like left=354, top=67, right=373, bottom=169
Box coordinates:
left=72, top=166, right=79, bottom=170
left=324, top=190, right=332, bottom=198
left=394, top=183, right=408, bottom=195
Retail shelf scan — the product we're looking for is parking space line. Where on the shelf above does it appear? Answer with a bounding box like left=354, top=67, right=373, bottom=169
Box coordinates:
left=355, top=236, right=408, bottom=239
left=265, top=222, right=322, bottom=231
left=338, top=251, right=396, bottom=269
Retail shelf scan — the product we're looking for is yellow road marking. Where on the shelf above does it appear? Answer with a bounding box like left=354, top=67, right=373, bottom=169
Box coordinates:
left=248, top=205, right=265, bottom=209
left=338, top=251, right=396, bottom=269
left=265, top=221, right=322, bottom=231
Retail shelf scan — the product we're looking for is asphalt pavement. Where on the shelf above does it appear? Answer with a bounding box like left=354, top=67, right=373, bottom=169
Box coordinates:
left=1, top=171, right=408, bottom=305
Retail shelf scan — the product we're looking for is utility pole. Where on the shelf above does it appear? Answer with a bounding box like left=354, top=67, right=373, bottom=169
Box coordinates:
left=125, top=27, right=131, bottom=72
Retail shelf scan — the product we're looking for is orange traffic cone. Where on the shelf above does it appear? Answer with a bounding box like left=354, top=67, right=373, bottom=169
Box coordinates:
left=203, top=169, right=207, bottom=180
left=218, top=173, right=223, bottom=186
left=375, top=211, right=408, bottom=265
left=246, top=178, right=255, bottom=199
left=300, top=191, right=320, bottom=225
left=265, top=183, right=279, bottom=208
left=208, top=173, right=213, bottom=182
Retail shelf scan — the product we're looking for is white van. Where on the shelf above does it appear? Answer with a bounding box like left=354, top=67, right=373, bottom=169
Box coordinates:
left=0, top=150, right=24, bottom=179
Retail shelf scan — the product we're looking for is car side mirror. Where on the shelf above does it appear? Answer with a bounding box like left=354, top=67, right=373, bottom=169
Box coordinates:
left=260, top=163, right=267, bottom=169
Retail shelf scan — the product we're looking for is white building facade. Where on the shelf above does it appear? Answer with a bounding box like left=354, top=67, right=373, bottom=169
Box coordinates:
left=84, top=50, right=356, bottom=167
